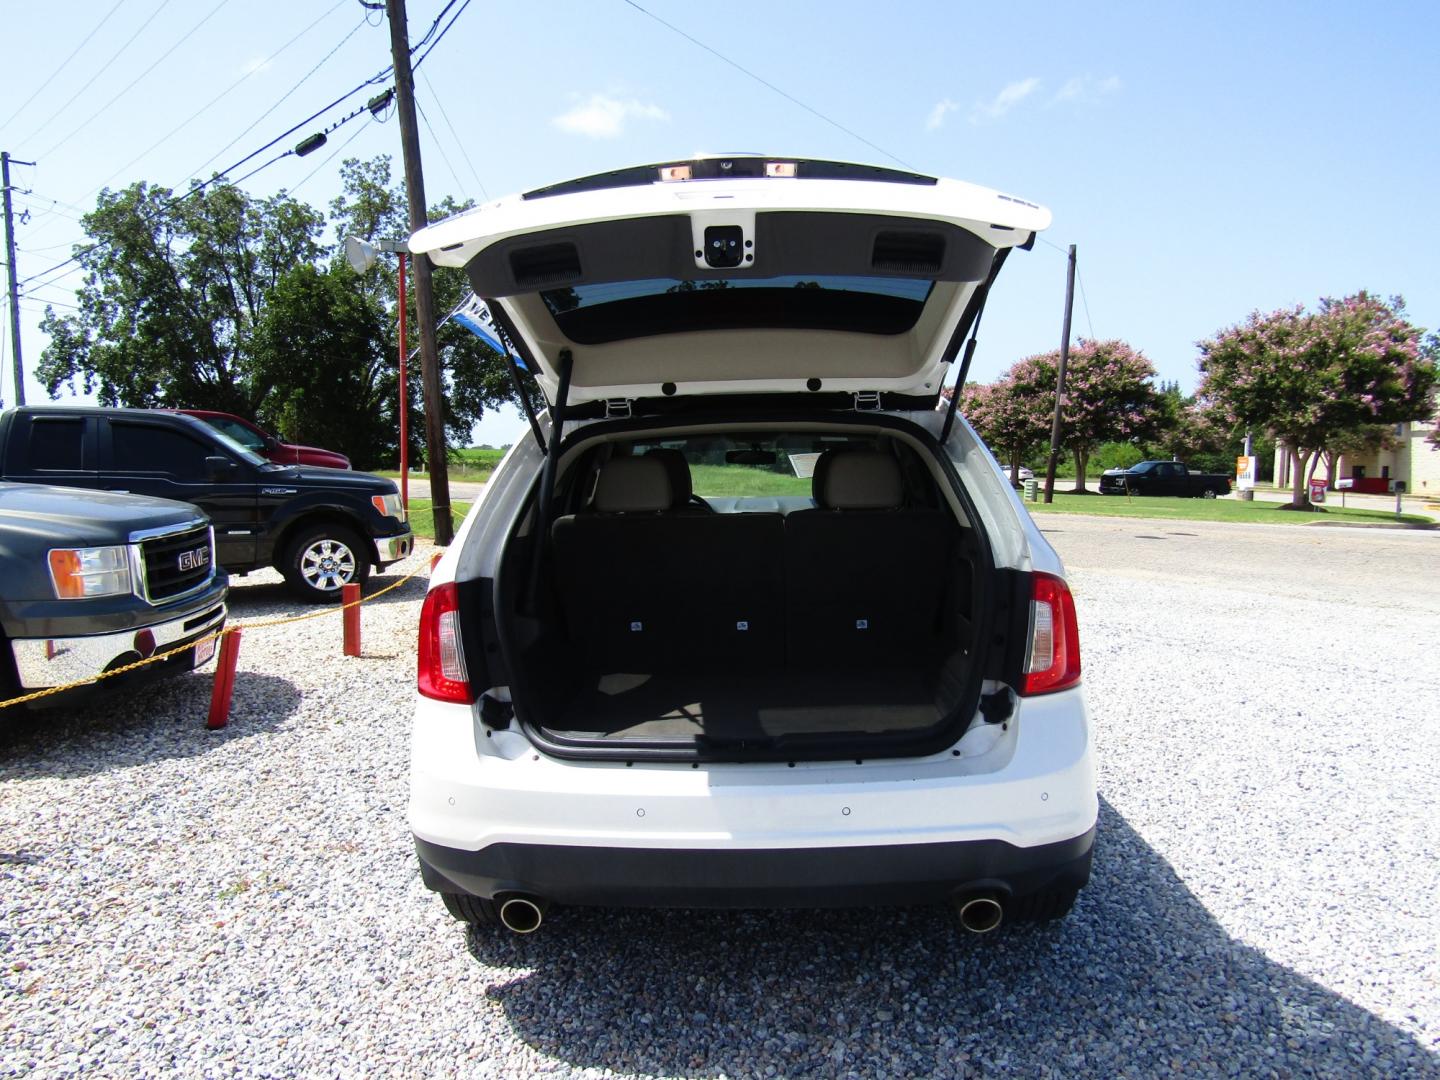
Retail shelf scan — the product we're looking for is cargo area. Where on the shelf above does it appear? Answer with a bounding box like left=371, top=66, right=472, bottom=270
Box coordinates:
left=498, top=428, right=990, bottom=758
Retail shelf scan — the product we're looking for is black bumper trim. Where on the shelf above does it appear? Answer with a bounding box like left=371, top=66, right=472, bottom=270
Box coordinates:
left=415, top=829, right=1094, bottom=909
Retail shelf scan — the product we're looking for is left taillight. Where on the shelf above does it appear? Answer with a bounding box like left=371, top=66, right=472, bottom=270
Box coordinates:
left=1020, top=572, right=1082, bottom=696
left=418, top=582, right=473, bottom=703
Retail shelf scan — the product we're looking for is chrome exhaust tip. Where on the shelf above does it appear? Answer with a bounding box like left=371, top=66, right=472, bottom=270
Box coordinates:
left=955, top=893, right=1004, bottom=934
left=498, top=896, right=546, bottom=934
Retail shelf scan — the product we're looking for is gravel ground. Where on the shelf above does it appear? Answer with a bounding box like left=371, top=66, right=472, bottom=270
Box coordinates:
left=3, top=522, right=1439, bottom=1078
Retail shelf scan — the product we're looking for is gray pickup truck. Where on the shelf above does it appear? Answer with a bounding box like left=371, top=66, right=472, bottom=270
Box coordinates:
left=0, top=482, right=228, bottom=707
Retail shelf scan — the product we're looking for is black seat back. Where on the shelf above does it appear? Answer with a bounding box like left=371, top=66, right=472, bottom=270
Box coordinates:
left=784, top=451, right=951, bottom=667
left=551, top=456, right=784, bottom=672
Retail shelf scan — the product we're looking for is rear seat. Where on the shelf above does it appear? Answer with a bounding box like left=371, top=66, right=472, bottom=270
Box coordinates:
left=551, top=456, right=784, bottom=672
left=552, top=449, right=952, bottom=674
left=783, top=451, right=951, bottom=667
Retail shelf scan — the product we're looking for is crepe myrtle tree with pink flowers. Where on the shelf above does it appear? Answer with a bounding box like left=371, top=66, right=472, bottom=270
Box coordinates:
left=950, top=340, right=1162, bottom=491
left=1198, top=293, right=1435, bottom=510
left=1018, top=340, right=1163, bottom=493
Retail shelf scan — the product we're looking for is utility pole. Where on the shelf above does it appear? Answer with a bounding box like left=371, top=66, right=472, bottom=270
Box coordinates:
left=384, top=0, right=453, bottom=545
left=2, top=152, right=34, bottom=407
left=1042, top=244, right=1077, bottom=504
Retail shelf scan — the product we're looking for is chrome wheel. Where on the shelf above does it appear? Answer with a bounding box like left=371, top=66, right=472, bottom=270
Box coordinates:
left=299, top=538, right=357, bottom=592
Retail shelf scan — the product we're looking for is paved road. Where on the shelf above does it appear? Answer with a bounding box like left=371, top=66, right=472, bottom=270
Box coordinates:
left=399, top=477, right=488, bottom=501
left=1052, top=479, right=1440, bottom=521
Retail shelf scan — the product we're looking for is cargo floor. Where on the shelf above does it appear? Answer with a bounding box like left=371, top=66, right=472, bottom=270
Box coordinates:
left=547, top=666, right=941, bottom=741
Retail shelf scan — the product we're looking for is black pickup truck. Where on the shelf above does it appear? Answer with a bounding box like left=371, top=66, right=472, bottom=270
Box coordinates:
left=0, top=482, right=227, bottom=705
left=1098, top=460, right=1232, bottom=498
left=0, top=408, right=414, bottom=601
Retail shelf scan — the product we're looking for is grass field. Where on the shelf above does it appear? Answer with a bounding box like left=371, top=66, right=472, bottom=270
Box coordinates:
left=690, top=464, right=813, bottom=497
left=375, top=447, right=506, bottom=485
left=1023, top=492, right=1431, bottom=526
left=407, top=499, right=473, bottom=540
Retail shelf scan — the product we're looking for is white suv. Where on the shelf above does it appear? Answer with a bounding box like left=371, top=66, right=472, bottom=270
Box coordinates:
left=407, top=157, right=1096, bottom=936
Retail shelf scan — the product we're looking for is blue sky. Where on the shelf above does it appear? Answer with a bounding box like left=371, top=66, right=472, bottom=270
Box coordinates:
left=3, top=0, right=1437, bottom=446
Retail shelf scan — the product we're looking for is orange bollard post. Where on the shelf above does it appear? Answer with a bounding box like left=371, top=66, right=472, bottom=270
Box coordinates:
left=206, top=629, right=242, bottom=730
left=342, top=583, right=361, bottom=657
left=430, top=551, right=443, bottom=573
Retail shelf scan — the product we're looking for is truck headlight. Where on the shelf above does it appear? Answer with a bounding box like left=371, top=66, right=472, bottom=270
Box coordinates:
left=48, top=546, right=134, bottom=599
left=371, top=493, right=406, bottom=522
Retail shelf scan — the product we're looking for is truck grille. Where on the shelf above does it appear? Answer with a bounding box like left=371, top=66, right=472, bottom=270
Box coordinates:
left=138, top=525, right=215, bottom=603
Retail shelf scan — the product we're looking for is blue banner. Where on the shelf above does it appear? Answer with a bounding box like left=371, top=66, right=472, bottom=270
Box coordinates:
left=451, top=294, right=526, bottom=369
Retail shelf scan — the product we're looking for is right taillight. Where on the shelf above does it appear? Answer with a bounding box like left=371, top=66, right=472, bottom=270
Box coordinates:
left=418, top=582, right=473, bottom=703
left=1021, top=572, right=1081, bottom=696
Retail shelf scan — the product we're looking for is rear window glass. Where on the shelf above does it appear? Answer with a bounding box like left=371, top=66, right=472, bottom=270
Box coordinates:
left=28, top=418, right=85, bottom=471
left=541, top=276, right=933, bottom=344
left=629, top=435, right=879, bottom=498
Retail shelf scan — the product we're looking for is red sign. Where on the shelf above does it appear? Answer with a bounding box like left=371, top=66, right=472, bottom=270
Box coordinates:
left=1308, top=479, right=1327, bottom=504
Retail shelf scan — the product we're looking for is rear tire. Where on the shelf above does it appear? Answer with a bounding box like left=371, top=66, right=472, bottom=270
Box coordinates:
left=1201, top=488, right=1218, bottom=499
left=1007, top=886, right=1078, bottom=923
left=441, top=892, right=499, bottom=928
left=279, top=524, right=370, bottom=603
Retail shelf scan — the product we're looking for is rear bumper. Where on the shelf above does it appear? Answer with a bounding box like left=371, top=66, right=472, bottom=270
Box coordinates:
left=410, top=686, right=1098, bottom=907
left=416, top=828, right=1094, bottom=909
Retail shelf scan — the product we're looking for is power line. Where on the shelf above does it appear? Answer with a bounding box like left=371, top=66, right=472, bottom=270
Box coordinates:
left=226, top=150, right=296, bottom=190
left=289, top=117, right=371, bottom=194
left=18, top=0, right=175, bottom=148
left=412, top=0, right=473, bottom=70
left=1075, top=266, right=1096, bottom=343
left=0, top=0, right=128, bottom=134
left=92, top=0, right=355, bottom=196
left=20, top=259, right=85, bottom=297
left=411, top=0, right=464, bottom=53
left=184, top=5, right=375, bottom=181
left=1040, top=237, right=1096, bottom=342
left=17, top=239, right=82, bottom=254
left=21, top=278, right=85, bottom=306
left=416, top=98, right=467, bottom=201
left=419, top=68, right=488, bottom=200
left=16, top=1, right=471, bottom=295
left=19, top=293, right=82, bottom=313
left=37, top=0, right=233, bottom=161
left=616, top=0, right=914, bottom=170
left=16, top=191, right=91, bottom=218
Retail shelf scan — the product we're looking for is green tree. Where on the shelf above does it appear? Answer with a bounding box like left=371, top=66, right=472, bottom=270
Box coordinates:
left=1197, top=293, right=1435, bottom=509
left=329, top=158, right=517, bottom=462
left=38, top=181, right=323, bottom=412
left=250, top=263, right=396, bottom=469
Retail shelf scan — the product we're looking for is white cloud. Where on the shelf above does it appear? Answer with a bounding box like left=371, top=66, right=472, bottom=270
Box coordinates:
left=969, top=77, right=1042, bottom=124
left=1051, top=75, right=1122, bottom=105
left=551, top=94, right=669, bottom=139
left=925, top=98, right=960, bottom=131
left=241, top=56, right=270, bottom=75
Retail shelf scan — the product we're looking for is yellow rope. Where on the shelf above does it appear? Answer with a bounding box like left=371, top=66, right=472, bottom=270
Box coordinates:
left=0, top=551, right=435, bottom=710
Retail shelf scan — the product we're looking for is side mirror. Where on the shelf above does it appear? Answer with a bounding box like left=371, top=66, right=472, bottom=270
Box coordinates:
left=206, top=455, right=241, bottom=480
